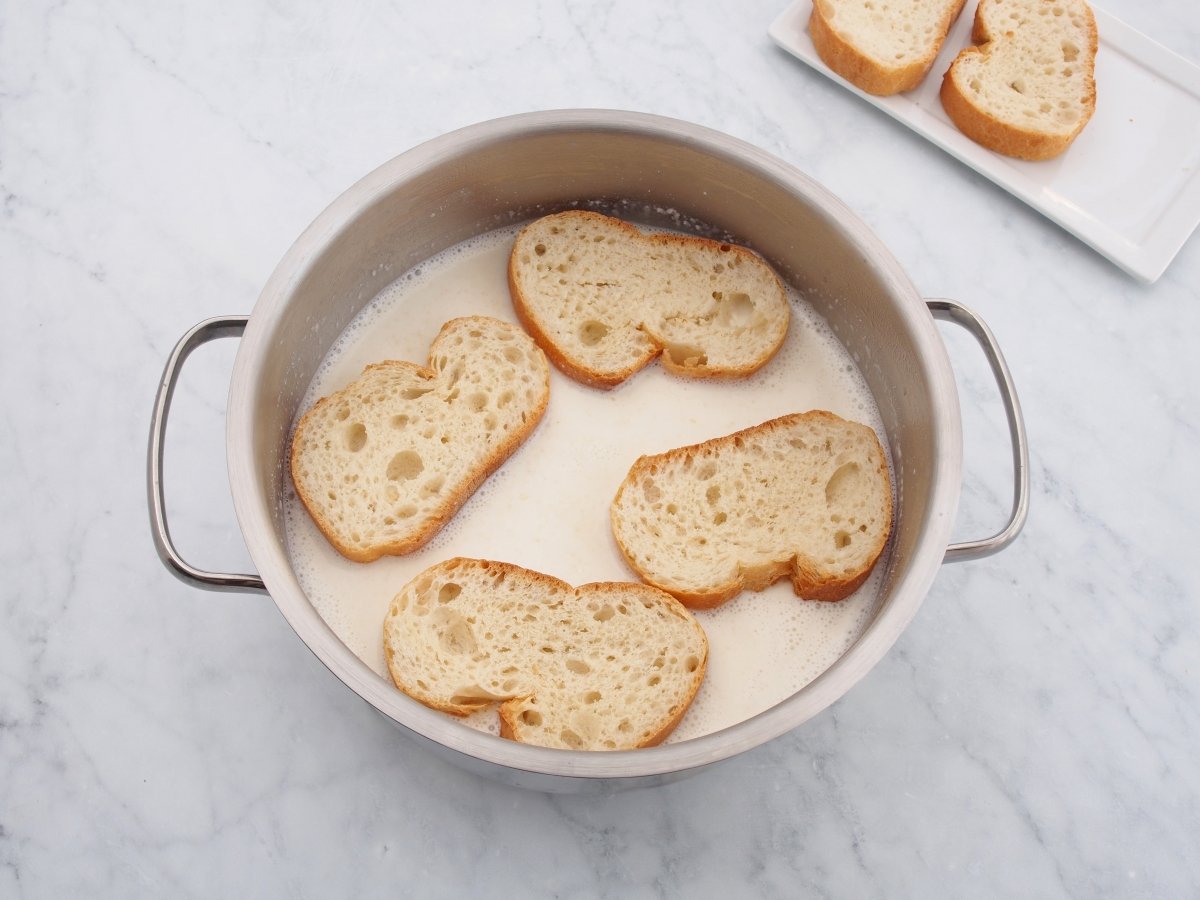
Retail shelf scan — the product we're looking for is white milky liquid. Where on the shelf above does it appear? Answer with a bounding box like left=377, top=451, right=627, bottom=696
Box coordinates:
left=283, top=223, right=890, bottom=743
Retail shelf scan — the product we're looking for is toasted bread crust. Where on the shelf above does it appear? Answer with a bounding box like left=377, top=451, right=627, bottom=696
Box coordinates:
left=808, top=0, right=967, bottom=96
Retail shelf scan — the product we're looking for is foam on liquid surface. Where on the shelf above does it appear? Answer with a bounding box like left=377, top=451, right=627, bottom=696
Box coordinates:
left=284, top=223, right=889, bottom=743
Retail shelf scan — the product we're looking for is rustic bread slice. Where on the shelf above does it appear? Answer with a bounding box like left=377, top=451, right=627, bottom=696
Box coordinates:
left=611, top=411, right=892, bottom=608
left=508, top=211, right=790, bottom=389
left=808, top=0, right=968, bottom=96
left=382, top=558, right=709, bottom=750
left=940, top=0, right=1098, bottom=160
left=290, top=317, right=550, bottom=562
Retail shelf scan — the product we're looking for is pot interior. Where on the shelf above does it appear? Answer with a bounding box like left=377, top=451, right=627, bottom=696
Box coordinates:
left=228, top=110, right=962, bottom=784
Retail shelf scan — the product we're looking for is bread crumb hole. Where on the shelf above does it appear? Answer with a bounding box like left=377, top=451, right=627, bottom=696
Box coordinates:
left=641, top=478, right=661, bottom=504
left=401, top=386, right=434, bottom=400
left=717, top=292, right=755, bottom=327
left=594, top=605, right=615, bottom=622
left=345, top=423, right=367, bottom=452
left=560, top=728, right=584, bottom=749
left=713, top=512, right=727, bottom=525
left=387, top=450, right=424, bottom=481
left=1062, top=40, right=1079, bottom=62
left=685, top=655, right=700, bottom=672
left=390, top=415, right=409, bottom=429
left=579, top=320, right=610, bottom=346
left=584, top=691, right=602, bottom=704
left=825, top=462, right=861, bottom=506
left=835, top=530, right=852, bottom=549
left=566, top=659, right=590, bottom=675
left=664, top=341, right=707, bottom=368
left=520, top=709, right=542, bottom=726
left=438, top=616, right=476, bottom=655
left=647, top=675, right=661, bottom=687
left=438, top=582, right=461, bottom=604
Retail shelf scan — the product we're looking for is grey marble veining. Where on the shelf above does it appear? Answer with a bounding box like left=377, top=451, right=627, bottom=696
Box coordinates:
left=2, top=0, right=1199, bottom=897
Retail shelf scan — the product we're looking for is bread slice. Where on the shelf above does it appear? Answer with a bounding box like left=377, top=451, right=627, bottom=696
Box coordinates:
left=290, top=317, right=550, bottom=562
left=940, top=0, right=1098, bottom=160
left=808, top=0, right=968, bottom=96
left=507, top=211, right=790, bottom=389
left=382, top=558, right=709, bottom=750
left=611, top=411, right=892, bottom=608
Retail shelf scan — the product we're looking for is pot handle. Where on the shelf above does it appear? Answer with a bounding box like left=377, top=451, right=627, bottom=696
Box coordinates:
left=926, top=299, right=1030, bottom=563
left=147, top=316, right=268, bottom=593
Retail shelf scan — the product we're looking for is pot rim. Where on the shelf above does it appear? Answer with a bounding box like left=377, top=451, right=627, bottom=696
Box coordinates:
left=227, top=109, right=962, bottom=781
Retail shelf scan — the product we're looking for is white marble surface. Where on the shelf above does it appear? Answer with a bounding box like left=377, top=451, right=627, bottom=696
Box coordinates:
left=3, top=0, right=1199, bottom=896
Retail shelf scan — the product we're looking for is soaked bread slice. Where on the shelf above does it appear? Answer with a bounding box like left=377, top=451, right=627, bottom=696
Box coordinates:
left=290, top=317, right=550, bottom=562
left=808, top=0, right=968, bottom=95
left=611, top=411, right=892, bottom=608
left=940, top=0, right=1098, bottom=159
left=508, top=211, right=790, bottom=388
left=382, top=558, right=709, bottom=750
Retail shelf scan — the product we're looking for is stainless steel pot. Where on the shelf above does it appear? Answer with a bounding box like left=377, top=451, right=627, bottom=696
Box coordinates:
left=148, top=110, right=1028, bottom=792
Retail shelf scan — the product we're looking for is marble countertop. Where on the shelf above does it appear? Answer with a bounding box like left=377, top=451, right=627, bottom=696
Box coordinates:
left=3, top=0, right=1198, bottom=896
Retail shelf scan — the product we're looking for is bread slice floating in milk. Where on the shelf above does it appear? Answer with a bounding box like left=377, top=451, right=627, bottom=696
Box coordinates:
left=382, top=557, right=709, bottom=750
left=940, top=0, right=1098, bottom=160
left=611, top=411, right=893, bottom=608
left=289, top=316, right=550, bottom=562
left=507, top=211, right=791, bottom=388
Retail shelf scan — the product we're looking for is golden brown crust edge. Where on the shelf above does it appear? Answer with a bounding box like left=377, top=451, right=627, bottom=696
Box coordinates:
left=507, top=210, right=789, bottom=388
left=610, top=411, right=894, bottom=608
left=808, top=0, right=967, bottom=96
left=939, top=0, right=1098, bottom=161
left=288, top=318, right=551, bottom=563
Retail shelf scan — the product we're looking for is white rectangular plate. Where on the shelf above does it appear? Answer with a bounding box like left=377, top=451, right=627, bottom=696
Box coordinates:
left=769, top=1, right=1200, bottom=282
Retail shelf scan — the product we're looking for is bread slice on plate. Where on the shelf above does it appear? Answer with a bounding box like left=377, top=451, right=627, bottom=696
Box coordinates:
left=290, top=316, right=550, bottom=562
left=382, top=558, right=709, bottom=750
left=508, top=211, right=790, bottom=389
left=611, top=411, right=892, bottom=608
left=808, top=0, right=968, bottom=95
left=940, top=0, right=1098, bottom=160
